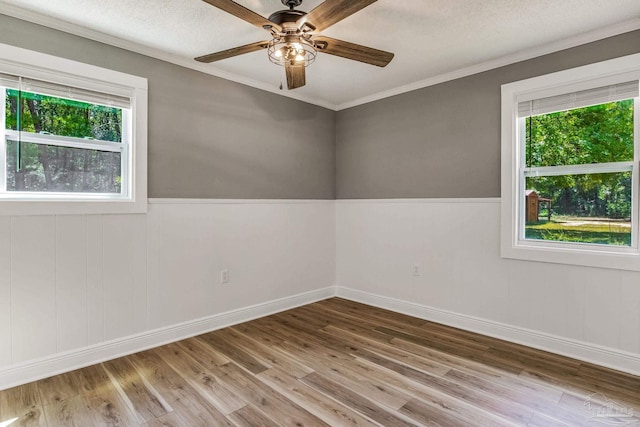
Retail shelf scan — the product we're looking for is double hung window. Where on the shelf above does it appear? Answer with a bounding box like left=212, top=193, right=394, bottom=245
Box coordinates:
left=501, top=54, right=640, bottom=270
left=0, top=43, right=147, bottom=214
left=1, top=75, right=130, bottom=197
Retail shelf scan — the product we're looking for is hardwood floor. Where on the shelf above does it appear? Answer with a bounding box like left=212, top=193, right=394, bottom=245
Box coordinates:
left=1, top=297, right=639, bottom=426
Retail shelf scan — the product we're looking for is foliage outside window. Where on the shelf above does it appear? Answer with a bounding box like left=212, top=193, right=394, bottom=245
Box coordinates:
left=0, top=42, right=147, bottom=215
left=501, top=53, right=640, bottom=270
left=2, top=81, right=129, bottom=197
left=522, top=98, right=634, bottom=246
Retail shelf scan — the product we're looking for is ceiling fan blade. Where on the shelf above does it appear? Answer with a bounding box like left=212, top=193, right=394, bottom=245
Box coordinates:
left=285, top=64, right=306, bottom=90
left=313, top=36, right=393, bottom=67
left=195, top=41, right=270, bottom=63
left=201, top=0, right=281, bottom=31
left=297, top=0, right=378, bottom=33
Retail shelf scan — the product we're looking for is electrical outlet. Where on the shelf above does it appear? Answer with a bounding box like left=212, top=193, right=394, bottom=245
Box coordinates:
left=221, top=269, right=230, bottom=284
left=413, top=264, right=421, bottom=276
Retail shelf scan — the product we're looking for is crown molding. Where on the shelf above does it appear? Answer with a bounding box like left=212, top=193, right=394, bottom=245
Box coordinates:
left=336, top=17, right=640, bottom=110
left=1, top=3, right=638, bottom=112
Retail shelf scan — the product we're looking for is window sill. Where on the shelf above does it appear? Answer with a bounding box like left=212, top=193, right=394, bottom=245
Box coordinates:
left=501, top=231, right=640, bottom=271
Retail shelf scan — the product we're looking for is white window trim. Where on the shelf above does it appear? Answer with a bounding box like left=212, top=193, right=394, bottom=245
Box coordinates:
left=0, top=43, right=147, bottom=215
left=501, top=53, right=640, bottom=271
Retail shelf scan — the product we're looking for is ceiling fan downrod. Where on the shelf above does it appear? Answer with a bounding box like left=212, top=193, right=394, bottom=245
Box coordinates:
left=281, top=0, right=303, bottom=10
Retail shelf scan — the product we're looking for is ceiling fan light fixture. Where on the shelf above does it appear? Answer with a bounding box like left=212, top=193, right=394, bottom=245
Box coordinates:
left=268, top=37, right=317, bottom=67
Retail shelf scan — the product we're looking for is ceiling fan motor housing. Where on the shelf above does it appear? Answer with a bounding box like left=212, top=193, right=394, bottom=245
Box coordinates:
left=268, top=9, right=306, bottom=26
left=281, top=0, right=303, bottom=10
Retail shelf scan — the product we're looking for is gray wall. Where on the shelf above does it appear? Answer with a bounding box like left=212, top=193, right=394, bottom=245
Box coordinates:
left=2, top=14, right=638, bottom=200
left=0, top=14, right=336, bottom=199
left=336, top=30, right=640, bottom=199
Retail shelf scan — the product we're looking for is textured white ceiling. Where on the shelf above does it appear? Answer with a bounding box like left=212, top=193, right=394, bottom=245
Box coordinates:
left=1, top=0, right=639, bottom=109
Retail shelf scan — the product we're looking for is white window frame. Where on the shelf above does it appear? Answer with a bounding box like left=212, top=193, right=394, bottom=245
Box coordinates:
left=501, top=53, right=640, bottom=271
left=0, top=43, right=147, bottom=215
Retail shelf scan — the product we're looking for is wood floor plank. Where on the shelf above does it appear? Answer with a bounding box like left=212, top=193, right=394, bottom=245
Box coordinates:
left=257, top=367, right=380, bottom=427
left=522, top=367, right=640, bottom=411
left=306, top=302, right=494, bottom=353
left=526, top=412, right=574, bottom=427
left=485, top=346, right=581, bottom=376
left=211, top=362, right=331, bottom=426
left=232, top=320, right=286, bottom=346
left=2, top=297, right=639, bottom=427
left=300, top=371, right=418, bottom=426
left=101, top=357, right=172, bottom=424
left=305, top=355, right=411, bottom=411
left=314, top=298, right=427, bottom=327
left=42, top=394, right=96, bottom=427
left=399, top=398, right=477, bottom=427
left=228, top=404, right=280, bottom=427
left=276, top=336, right=413, bottom=411
left=127, top=350, right=236, bottom=426
left=62, top=364, right=143, bottom=425
left=36, top=371, right=83, bottom=406
left=302, top=305, right=399, bottom=345
left=151, top=343, right=245, bottom=415
left=353, top=356, right=521, bottom=427
left=375, top=326, right=491, bottom=358
left=0, top=383, right=46, bottom=426
left=226, top=326, right=315, bottom=378
left=175, top=337, right=230, bottom=369
left=320, top=324, right=452, bottom=376
left=141, top=412, right=186, bottom=427
left=354, top=348, right=536, bottom=425
left=578, top=362, right=640, bottom=389
left=197, top=329, right=270, bottom=375
left=274, top=306, right=336, bottom=332
left=127, top=349, right=196, bottom=405
left=389, top=336, right=563, bottom=401
left=81, top=380, right=141, bottom=427
left=390, top=334, right=527, bottom=375
left=444, top=367, right=562, bottom=408
left=443, top=368, right=588, bottom=426
left=245, top=316, right=301, bottom=342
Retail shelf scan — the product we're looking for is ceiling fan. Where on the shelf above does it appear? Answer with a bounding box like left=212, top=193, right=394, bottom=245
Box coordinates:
left=195, top=0, right=394, bottom=90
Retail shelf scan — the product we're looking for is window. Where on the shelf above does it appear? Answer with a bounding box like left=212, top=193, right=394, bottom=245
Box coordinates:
left=0, top=43, right=147, bottom=214
left=501, top=53, right=640, bottom=270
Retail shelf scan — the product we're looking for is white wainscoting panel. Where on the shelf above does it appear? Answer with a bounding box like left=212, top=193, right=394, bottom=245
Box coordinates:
left=11, top=216, right=57, bottom=363
left=146, top=200, right=336, bottom=329
left=336, top=199, right=640, bottom=374
left=55, top=215, right=88, bottom=353
left=102, top=214, right=148, bottom=341
left=86, top=215, right=104, bottom=346
left=2, top=197, right=638, bottom=387
left=621, top=271, right=640, bottom=353
left=0, top=216, right=11, bottom=367
left=0, top=199, right=336, bottom=389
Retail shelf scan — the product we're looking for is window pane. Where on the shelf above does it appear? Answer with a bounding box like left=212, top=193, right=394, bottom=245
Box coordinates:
left=525, top=99, right=634, bottom=167
left=524, top=172, right=631, bottom=246
left=6, top=140, right=121, bottom=193
left=5, top=89, right=123, bottom=142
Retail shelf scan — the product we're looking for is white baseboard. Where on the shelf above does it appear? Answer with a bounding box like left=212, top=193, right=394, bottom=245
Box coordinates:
left=335, top=286, right=640, bottom=377
left=0, top=287, right=335, bottom=390
left=3, top=284, right=638, bottom=390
